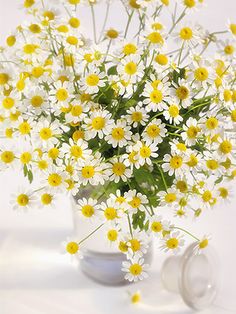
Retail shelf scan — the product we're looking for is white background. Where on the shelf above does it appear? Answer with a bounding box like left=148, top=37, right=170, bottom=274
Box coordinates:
left=0, top=0, right=236, bottom=313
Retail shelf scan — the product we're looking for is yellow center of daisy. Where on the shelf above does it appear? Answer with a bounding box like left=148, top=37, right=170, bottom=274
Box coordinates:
left=224, top=45, right=234, bottom=55
left=39, top=128, right=52, bottom=140
left=112, top=127, right=125, bottom=140
left=112, top=162, right=126, bottom=176
left=32, top=67, right=44, bottom=78
left=31, top=95, right=44, bottom=107
left=180, top=27, right=193, bottom=40
left=70, top=145, right=83, bottom=158
left=107, top=229, right=118, bottom=241
left=6, top=35, right=16, bottom=47
left=29, top=24, right=41, bottom=33
left=132, top=111, right=142, bottom=122
left=66, top=36, right=78, bottom=46
left=140, top=146, right=151, bottom=158
left=1, top=151, right=14, bottom=163
left=199, top=239, right=208, bottom=249
left=48, top=148, right=59, bottom=160
left=19, top=122, right=31, bottom=135
left=124, top=62, right=137, bottom=75
left=176, top=180, right=188, bottom=192
left=165, top=193, right=177, bottom=203
left=20, top=152, right=32, bottom=164
left=92, top=117, right=105, bottom=130
left=56, top=88, right=68, bottom=101
left=202, top=190, right=212, bottom=202
left=17, top=194, right=29, bottom=206
left=123, top=43, right=137, bottom=55
left=66, top=242, right=79, bottom=254
left=129, top=264, right=142, bottom=276
left=69, top=17, right=80, bottom=28
left=24, top=0, right=35, bottom=8
left=187, top=126, right=199, bottom=138
left=184, top=0, right=195, bottom=8
left=230, top=24, right=236, bottom=35
left=147, top=32, right=164, bottom=45
left=206, top=159, right=219, bottom=170
left=187, top=154, right=198, bottom=167
left=194, top=67, right=209, bottom=81
left=206, top=117, right=218, bottom=130
left=71, top=105, right=83, bottom=117
left=3, top=97, right=14, bottom=109
left=170, top=156, right=183, bottom=169
left=231, top=110, right=236, bottom=122
left=129, top=151, right=137, bottom=163
left=23, top=44, right=38, bottom=54
left=151, top=221, right=162, bottom=232
left=48, top=173, right=62, bottom=187
left=86, top=74, right=100, bottom=86
left=219, top=140, right=232, bottom=154
left=106, top=29, right=119, bottom=39
left=104, top=207, right=117, bottom=220
left=0, top=73, right=9, bottom=85
left=167, top=238, right=179, bottom=249
left=119, top=241, right=128, bottom=252
left=155, top=54, right=168, bottom=66
left=81, top=204, right=94, bottom=217
left=129, top=197, right=141, bottom=208
left=129, top=0, right=140, bottom=9
left=218, top=187, right=228, bottom=199
left=81, top=166, right=95, bottom=178
left=146, top=125, right=160, bottom=138
left=176, top=86, right=189, bottom=100
left=130, top=239, right=141, bottom=252
left=169, top=105, right=179, bottom=117
left=41, top=193, right=52, bottom=205
left=150, top=89, right=163, bottom=103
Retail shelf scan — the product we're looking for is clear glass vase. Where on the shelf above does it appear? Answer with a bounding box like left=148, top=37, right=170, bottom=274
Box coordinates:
left=71, top=188, right=153, bottom=285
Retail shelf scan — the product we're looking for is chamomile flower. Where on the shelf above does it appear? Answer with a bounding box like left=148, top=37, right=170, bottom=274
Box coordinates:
left=34, top=119, right=62, bottom=148
left=65, top=100, right=89, bottom=124
left=142, top=119, right=167, bottom=145
left=149, top=215, right=163, bottom=235
left=100, top=198, right=121, bottom=222
left=124, top=190, right=149, bottom=213
left=182, top=118, right=201, bottom=146
left=76, top=197, right=100, bottom=219
left=10, top=188, right=36, bottom=211
left=122, top=257, right=149, bottom=282
left=126, top=104, right=149, bottom=128
left=133, top=141, right=159, bottom=166
left=105, top=120, right=132, bottom=148
left=171, top=80, right=192, bottom=108
left=81, top=67, right=106, bottom=94
left=84, top=109, right=112, bottom=140
left=117, top=55, right=144, bottom=83
left=107, top=157, right=132, bottom=183
left=39, top=191, right=57, bottom=208
left=160, top=231, right=185, bottom=254
left=143, top=80, right=170, bottom=112
left=163, top=101, right=183, bottom=125
left=162, top=153, right=187, bottom=177
left=62, top=237, right=81, bottom=259
left=61, top=138, right=92, bottom=162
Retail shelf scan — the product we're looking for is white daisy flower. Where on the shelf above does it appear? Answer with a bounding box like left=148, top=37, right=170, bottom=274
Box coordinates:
left=107, top=156, right=132, bottom=183
left=84, top=109, right=113, bottom=140
left=160, top=231, right=185, bottom=254
left=105, top=120, right=132, bottom=148
left=142, top=118, right=167, bottom=145
left=122, top=256, right=149, bottom=282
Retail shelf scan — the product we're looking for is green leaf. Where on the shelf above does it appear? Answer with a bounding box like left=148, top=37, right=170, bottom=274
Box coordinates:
left=23, top=165, right=28, bottom=177
left=108, top=66, right=118, bottom=76
left=28, top=170, right=33, bottom=184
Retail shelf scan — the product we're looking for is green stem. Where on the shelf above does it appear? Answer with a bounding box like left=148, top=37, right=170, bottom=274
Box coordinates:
left=157, top=165, right=168, bottom=191
left=127, top=214, right=133, bottom=238
left=90, top=4, right=97, bottom=44
left=124, top=10, right=134, bottom=38
left=98, top=1, right=110, bottom=42
left=173, top=227, right=200, bottom=241
left=78, top=223, right=105, bottom=245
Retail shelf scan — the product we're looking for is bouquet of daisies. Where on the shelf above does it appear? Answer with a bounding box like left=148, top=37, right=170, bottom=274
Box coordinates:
left=1, top=0, right=236, bottom=282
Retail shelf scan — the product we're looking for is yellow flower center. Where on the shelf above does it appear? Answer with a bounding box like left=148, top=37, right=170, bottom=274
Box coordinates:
left=218, top=187, right=228, bottom=199
left=123, top=43, right=137, bottom=55
left=155, top=54, right=168, bottom=66
left=124, top=62, right=137, bottom=75
left=130, top=239, right=141, bottom=252
left=146, top=124, right=160, bottom=138
left=194, top=67, right=209, bottom=81
left=176, top=180, right=188, bottom=192
left=169, top=105, right=179, bottom=117
left=24, top=0, right=35, bottom=8
left=86, top=74, right=100, bottom=86
left=1, top=151, right=14, bottom=163
left=23, top=44, right=38, bottom=54
left=106, top=29, right=119, bottom=39
left=129, top=151, right=137, bottom=164
left=231, top=109, right=236, bottom=122
left=230, top=24, right=236, bottom=35
left=184, top=0, right=195, bottom=7
left=176, top=86, right=189, bottom=100
left=66, top=36, right=78, bottom=46
left=140, top=146, right=151, bottom=158
left=199, top=239, right=208, bottom=249
left=170, top=156, right=183, bottom=169
left=69, top=17, right=80, bottom=28
left=165, top=193, right=177, bottom=203
left=29, top=24, right=41, bottom=33
left=92, top=117, right=105, bottom=130
left=41, top=193, right=52, bottom=205
left=107, top=229, right=118, bottom=241
left=73, top=130, right=84, bottom=141
left=2, top=97, right=14, bottom=109
left=147, top=32, right=164, bottom=45
left=129, top=0, right=140, bottom=9
left=17, top=194, right=29, bottom=206
left=48, top=148, right=59, bottom=160
left=20, top=152, right=32, bottom=164
left=206, top=117, right=218, bottom=130
left=104, top=207, right=117, bottom=220
left=31, top=95, right=44, bottom=107
left=202, top=190, right=212, bottom=202
left=150, top=89, right=163, bottom=103
left=81, top=204, right=95, bottom=217
left=187, top=154, right=198, bottom=167
left=206, top=159, right=219, bottom=170
left=219, top=140, right=232, bottom=154
left=119, top=241, right=128, bottom=252
left=112, top=127, right=125, bottom=140
left=38, top=160, right=48, bottom=170
left=179, top=27, right=193, bottom=40
left=71, top=105, right=83, bottom=117
left=81, top=166, right=95, bottom=178
left=129, top=264, right=142, bottom=276
left=19, top=122, right=31, bottom=135
left=56, top=88, right=68, bottom=101
left=132, top=111, right=143, bottom=122
left=39, top=128, right=52, bottom=140
left=224, top=45, right=234, bottom=55
left=151, top=221, right=162, bottom=232
left=32, top=67, right=44, bottom=78
left=0, top=73, right=9, bottom=85
left=224, top=89, right=232, bottom=102
left=6, top=35, right=16, bottom=47
left=129, top=197, right=141, bottom=208
left=177, top=143, right=187, bottom=151
left=66, top=242, right=79, bottom=254
left=187, top=126, right=199, bottom=138
left=70, top=145, right=83, bottom=158
left=48, top=173, right=62, bottom=187
left=112, top=162, right=126, bottom=176
left=167, top=238, right=179, bottom=249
